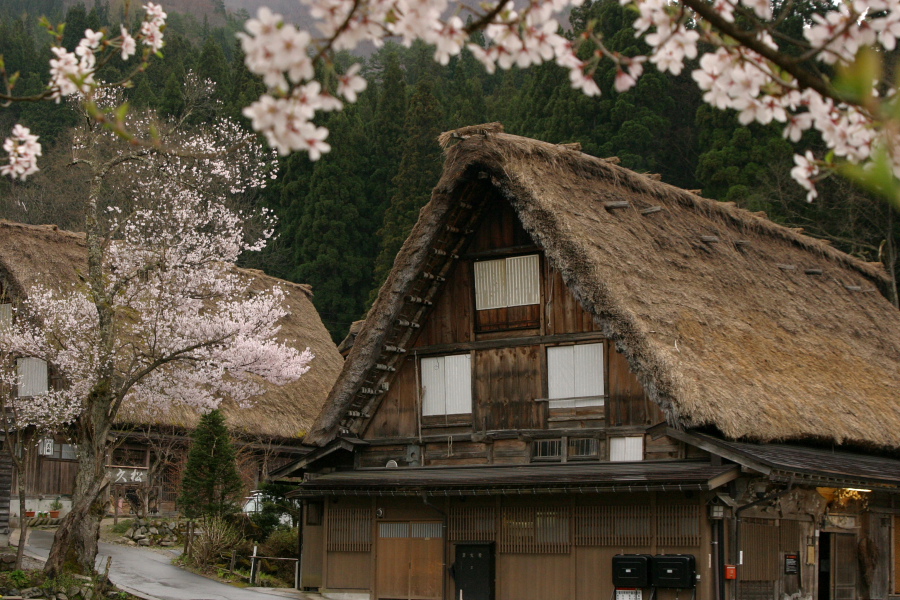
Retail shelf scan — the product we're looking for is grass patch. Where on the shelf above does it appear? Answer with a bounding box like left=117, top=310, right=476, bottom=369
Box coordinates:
left=109, top=519, right=134, bottom=534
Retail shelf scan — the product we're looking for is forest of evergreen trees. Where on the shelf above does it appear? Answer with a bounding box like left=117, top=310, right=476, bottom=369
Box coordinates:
left=1, top=0, right=897, bottom=342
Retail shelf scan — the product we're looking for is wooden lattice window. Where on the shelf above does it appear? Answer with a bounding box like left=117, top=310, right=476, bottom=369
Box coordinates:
left=327, top=508, right=372, bottom=552
left=739, top=518, right=779, bottom=581
left=449, top=507, right=496, bottom=541
left=574, top=505, right=653, bottom=546
left=500, top=506, right=570, bottom=553
left=657, top=505, right=701, bottom=547
left=568, top=438, right=600, bottom=459
left=532, top=439, right=563, bottom=461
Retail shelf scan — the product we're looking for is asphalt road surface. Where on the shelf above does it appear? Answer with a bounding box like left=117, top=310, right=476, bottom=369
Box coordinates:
left=26, top=529, right=303, bottom=600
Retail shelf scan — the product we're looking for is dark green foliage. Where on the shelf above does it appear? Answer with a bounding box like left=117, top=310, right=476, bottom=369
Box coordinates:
left=179, top=410, right=244, bottom=520
left=288, top=112, right=378, bottom=341
left=372, top=77, right=444, bottom=292
left=259, top=528, right=300, bottom=583
left=248, top=482, right=300, bottom=542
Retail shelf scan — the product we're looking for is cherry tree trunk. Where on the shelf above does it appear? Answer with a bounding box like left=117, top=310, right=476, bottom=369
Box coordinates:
left=45, top=405, right=112, bottom=577
left=15, top=475, right=27, bottom=569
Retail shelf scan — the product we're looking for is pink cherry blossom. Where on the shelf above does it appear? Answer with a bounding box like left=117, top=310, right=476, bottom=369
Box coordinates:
left=1, top=125, right=42, bottom=181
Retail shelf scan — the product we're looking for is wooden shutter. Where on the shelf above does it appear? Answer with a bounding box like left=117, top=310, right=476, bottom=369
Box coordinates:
left=547, top=346, right=575, bottom=400
left=421, top=355, right=471, bottom=416
left=444, top=354, right=472, bottom=415
left=506, top=255, right=540, bottom=306
left=474, top=259, right=507, bottom=310
left=610, top=436, right=643, bottom=461
left=17, top=357, right=48, bottom=397
left=0, top=303, right=11, bottom=329
left=421, top=356, right=446, bottom=416
left=573, top=343, right=604, bottom=400
left=548, top=343, right=605, bottom=408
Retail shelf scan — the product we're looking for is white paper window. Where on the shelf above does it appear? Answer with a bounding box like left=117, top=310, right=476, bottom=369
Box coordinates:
left=474, top=254, right=540, bottom=310
left=17, top=357, right=48, bottom=397
left=547, top=343, right=604, bottom=408
left=610, top=436, right=644, bottom=462
left=421, top=354, right=472, bottom=416
left=0, top=303, right=11, bottom=329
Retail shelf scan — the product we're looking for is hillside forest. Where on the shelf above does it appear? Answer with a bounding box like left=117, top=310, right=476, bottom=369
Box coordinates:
left=1, top=0, right=897, bottom=342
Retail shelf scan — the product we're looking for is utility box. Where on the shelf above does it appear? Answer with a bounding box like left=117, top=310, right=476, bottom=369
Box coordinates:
left=651, top=554, right=697, bottom=588
left=613, top=554, right=653, bottom=588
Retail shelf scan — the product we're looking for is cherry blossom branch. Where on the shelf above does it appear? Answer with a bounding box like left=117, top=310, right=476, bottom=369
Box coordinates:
left=679, top=0, right=841, bottom=103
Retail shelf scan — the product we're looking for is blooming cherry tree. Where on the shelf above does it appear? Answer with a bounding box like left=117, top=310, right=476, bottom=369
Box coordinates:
left=0, top=78, right=308, bottom=575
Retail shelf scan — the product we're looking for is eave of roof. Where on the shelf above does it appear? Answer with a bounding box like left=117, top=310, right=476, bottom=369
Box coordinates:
left=676, top=431, right=900, bottom=492
left=288, top=460, right=739, bottom=497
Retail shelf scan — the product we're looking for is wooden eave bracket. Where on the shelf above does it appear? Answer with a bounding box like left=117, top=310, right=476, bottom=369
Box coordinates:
left=665, top=428, right=772, bottom=475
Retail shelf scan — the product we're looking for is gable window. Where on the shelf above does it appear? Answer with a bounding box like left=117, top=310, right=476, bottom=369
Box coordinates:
left=421, top=354, right=472, bottom=416
left=17, top=357, right=48, bottom=397
left=609, top=436, right=644, bottom=462
left=547, top=343, right=605, bottom=409
left=473, top=255, right=541, bottom=332
left=474, top=254, right=540, bottom=309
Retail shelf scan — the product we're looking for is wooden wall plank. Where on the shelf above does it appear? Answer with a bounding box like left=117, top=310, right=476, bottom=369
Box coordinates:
left=473, top=346, right=545, bottom=431
left=326, top=552, right=371, bottom=590
left=608, top=346, right=662, bottom=426
left=415, top=259, right=474, bottom=348
left=498, top=554, right=572, bottom=600
left=364, top=358, right=418, bottom=440
left=543, top=265, right=599, bottom=336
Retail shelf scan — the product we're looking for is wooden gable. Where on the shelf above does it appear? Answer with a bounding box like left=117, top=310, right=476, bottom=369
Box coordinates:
left=360, top=194, right=663, bottom=447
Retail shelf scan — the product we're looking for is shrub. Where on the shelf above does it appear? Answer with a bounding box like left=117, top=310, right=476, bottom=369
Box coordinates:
left=190, top=517, right=241, bottom=570
left=260, top=528, right=298, bottom=584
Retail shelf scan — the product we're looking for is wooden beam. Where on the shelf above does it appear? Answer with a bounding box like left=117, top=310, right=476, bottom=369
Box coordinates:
left=463, top=244, right=540, bottom=260
left=410, top=331, right=606, bottom=356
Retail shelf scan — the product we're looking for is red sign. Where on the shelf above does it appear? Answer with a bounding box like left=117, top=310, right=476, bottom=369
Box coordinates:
left=724, top=565, right=737, bottom=580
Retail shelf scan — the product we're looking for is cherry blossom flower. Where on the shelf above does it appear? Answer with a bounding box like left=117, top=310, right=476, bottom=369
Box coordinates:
left=119, top=25, right=137, bottom=60
left=791, top=152, right=820, bottom=202
left=337, top=64, right=367, bottom=102
left=1, top=125, right=42, bottom=181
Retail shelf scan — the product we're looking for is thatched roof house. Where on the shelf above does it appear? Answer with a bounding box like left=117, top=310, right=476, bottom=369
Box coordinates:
left=0, top=219, right=342, bottom=440
left=305, top=124, right=900, bottom=449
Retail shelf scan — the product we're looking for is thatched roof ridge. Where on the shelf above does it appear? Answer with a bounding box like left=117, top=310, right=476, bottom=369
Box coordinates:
left=0, top=220, right=342, bottom=440
left=305, top=128, right=900, bottom=449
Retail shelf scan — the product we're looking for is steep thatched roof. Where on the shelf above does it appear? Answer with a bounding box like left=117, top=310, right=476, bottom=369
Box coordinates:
left=305, top=125, right=900, bottom=449
left=0, top=220, right=342, bottom=440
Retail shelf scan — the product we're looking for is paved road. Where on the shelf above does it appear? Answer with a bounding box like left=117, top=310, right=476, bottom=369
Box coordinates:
left=26, top=529, right=304, bottom=600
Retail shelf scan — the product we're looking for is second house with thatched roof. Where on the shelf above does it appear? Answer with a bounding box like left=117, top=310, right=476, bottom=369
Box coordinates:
left=0, top=219, right=343, bottom=521
left=274, top=125, right=900, bottom=600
